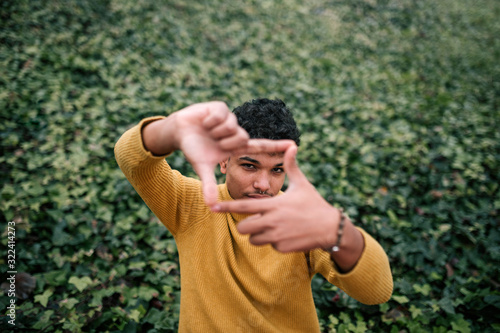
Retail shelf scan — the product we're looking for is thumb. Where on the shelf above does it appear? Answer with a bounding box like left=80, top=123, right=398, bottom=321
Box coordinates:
left=284, top=144, right=305, bottom=184
left=197, top=164, right=219, bottom=206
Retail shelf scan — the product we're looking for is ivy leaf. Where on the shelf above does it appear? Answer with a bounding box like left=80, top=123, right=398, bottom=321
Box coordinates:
left=32, top=309, right=54, bottom=330
left=60, top=298, right=80, bottom=309
left=42, top=270, right=69, bottom=287
left=69, top=276, right=93, bottom=292
left=392, top=295, right=410, bottom=304
left=129, top=309, right=142, bottom=323
left=137, top=286, right=159, bottom=302
left=451, top=316, right=471, bottom=333
left=34, top=288, right=54, bottom=307
left=409, top=304, right=423, bottom=319
left=484, top=295, right=500, bottom=309
left=413, top=284, right=431, bottom=296
left=438, top=298, right=456, bottom=315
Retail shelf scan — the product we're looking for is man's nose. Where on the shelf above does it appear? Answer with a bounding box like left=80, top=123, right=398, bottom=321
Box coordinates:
left=253, top=173, right=271, bottom=192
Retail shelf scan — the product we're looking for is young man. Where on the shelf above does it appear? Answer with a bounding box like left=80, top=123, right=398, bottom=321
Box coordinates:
left=114, top=99, right=392, bottom=332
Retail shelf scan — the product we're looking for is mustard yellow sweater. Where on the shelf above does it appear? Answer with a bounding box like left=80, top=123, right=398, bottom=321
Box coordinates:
left=114, top=117, right=393, bottom=332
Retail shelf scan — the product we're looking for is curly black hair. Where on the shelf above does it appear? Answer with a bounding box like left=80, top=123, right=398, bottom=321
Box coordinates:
left=233, top=98, right=301, bottom=146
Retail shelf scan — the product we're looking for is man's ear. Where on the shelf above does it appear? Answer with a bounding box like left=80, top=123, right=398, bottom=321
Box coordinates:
left=220, top=159, right=228, bottom=174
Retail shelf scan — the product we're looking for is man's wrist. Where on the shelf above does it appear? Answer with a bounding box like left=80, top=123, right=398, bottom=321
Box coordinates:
left=324, top=209, right=346, bottom=253
left=324, top=211, right=365, bottom=273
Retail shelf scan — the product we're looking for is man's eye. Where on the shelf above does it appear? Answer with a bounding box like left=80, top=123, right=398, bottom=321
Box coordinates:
left=242, top=164, right=255, bottom=170
left=273, top=168, right=284, bottom=174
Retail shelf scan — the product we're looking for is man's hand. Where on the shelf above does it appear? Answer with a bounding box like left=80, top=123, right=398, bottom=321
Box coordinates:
left=212, top=144, right=337, bottom=251
left=175, top=102, right=250, bottom=206
left=143, top=101, right=295, bottom=206
left=212, top=144, right=365, bottom=272
left=144, top=101, right=250, bottom=205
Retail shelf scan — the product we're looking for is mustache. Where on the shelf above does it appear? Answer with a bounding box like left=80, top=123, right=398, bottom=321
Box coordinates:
left=246, top=191, right=272, bottom=196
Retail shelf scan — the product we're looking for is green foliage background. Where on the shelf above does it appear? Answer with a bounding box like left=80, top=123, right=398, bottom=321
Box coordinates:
left=1, top=0, right=499, bottom=332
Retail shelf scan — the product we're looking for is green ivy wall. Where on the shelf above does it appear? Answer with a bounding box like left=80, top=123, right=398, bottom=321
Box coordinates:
left=1, top=0, right=499, bottom=332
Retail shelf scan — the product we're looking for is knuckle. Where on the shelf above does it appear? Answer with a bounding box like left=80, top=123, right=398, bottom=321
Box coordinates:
left=239, top=128, right=250, bottom=140
left=267, top=228, right=281, bottom=242
left=219, top=135, right=243, bottom=150
left=273, top=243, right=287, bottom=253
left=217, top=140, right=231, bottom=151
left=239, top=202, right=252, bottom=212
left=268, top=218, right=280, bottom=228
left=249, top=235, right=261, bottom=245
left=224, top=122, right=238, bottom=134
left=210, top=112, right=225, bottom=124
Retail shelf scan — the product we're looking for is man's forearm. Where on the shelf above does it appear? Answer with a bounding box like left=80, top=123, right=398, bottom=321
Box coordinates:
left=142, top=114, right=179, bottom=156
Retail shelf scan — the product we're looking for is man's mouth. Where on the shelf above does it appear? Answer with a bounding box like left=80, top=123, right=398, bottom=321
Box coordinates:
left=246, top=194, right=271, bottom=199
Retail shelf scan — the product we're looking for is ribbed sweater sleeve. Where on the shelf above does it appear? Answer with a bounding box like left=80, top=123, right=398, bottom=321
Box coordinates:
left=310, top=228, right=393, bottom=305
left=114, top=116, right=206, bottom=236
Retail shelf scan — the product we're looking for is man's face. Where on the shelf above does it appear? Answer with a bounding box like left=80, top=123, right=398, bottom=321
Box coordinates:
left=220, top=152, right=286, bottom=200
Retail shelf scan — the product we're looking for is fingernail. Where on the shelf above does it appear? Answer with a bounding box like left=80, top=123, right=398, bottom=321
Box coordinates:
left=211, top=204, right=221, bottom=212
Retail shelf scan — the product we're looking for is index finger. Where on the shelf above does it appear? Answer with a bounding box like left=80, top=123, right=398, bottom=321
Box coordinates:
left=234, top=139, right=296, bottom=155
left=210, top=196, right=276, bottom=214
